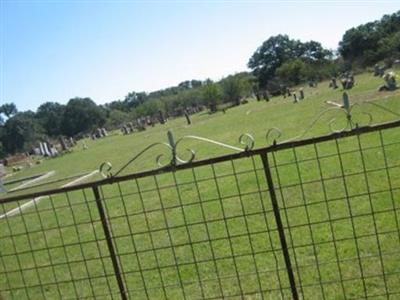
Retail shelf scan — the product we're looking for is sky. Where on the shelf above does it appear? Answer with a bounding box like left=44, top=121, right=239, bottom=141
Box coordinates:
left=1, top=1, right=399, bottom=112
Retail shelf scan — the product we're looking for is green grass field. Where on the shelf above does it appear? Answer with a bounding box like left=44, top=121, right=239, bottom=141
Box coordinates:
left=1, top=72, right=400, bottom=299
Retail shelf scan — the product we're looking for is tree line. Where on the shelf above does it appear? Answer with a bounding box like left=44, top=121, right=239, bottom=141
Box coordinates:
left=1, top=10, right=399, bottom=158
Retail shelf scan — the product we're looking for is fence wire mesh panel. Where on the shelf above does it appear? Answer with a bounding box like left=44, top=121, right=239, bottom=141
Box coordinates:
left=99, top=156, right=292, bottom=300
left=0, top=189, right=121, bottom=299
left=266, top=126, right=400, bottom=300
left=0, top=120, right=399, bottom=300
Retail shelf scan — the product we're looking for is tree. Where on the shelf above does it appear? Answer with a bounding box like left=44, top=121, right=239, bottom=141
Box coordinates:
left=338, top=22, right=382, bottom=65
left=0, top=103, right=18, bottom=118
left=201, top=80, right=221, bottom=113
left=105, top=109, right=131, bottom=129
left=248, top=35, right=331, bottom=87
left=1, top=111, right=44, bottom=154
left=221, top=73, right=256, bottom=106
left=36, top=102, right=65, bottom=137
left=135, top=99, right=163, bottom=117
left=338, top=11, right=400, bottom=66
left=123, top=91, right=147, bottom=110
left=221, top=75, right=242, bottom=106
left=61, top=98, right=106, bottom=136
left=276, top=59, right=307, bottom=85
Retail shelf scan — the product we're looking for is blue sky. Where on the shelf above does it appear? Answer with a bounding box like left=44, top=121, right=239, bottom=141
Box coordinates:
left=1, top=1, right=399, bottom=112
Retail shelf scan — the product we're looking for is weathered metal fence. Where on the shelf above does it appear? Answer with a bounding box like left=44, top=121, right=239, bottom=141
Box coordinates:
left=1, top=120, right=400, bottom=299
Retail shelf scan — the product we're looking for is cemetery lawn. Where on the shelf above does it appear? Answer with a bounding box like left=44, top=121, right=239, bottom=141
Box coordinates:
left=1, top=72, right=400, bottom=299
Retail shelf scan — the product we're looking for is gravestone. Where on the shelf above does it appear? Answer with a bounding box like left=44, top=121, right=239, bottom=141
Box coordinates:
left=33, top=147, right=41, bottom=155
left=128, top=122, right=135, bottom=133
left=299, top=88, right=304, bottom=100
left=339, top=71, right=355, bottom=90
left=136, top=119, right=146, bottom=131
left=158, top=110, right=165, bottom=124
left=59, top=137, right=68, bottom=151
left=374, top=64, right=380, bottom=76
left=50, top=146, right=58, bottom=156
left=121, top=125, right=128, bottom=135
left=43, top=142, right=51, bottom=157
left=308, top=80, right=317, bottom=88
left=96, top=128, right=103, bottom=138
left=184, top=110, right=191, bottom=125
left=69, top=137, right=76, bottom=146
left=101, top=128, right=108, bottom=137
left=374, top=64, right=385, bottom=77
left=262, top=90, right=270, bottom=102
left=293, top=92, right=298, bottom=103
left=379, top=72, right=397, bottom=91
left=39, top=142, right=45, bottom=156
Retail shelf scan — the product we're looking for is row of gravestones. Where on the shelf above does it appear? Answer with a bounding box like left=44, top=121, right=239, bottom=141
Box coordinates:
left=121, top=118, right=151, bottom=135
left=255, top=81, right=316, bottom=103
left=121, top=106, right=206, bottom=135
left=257, top=87, right=307, bottom=103
left=33, top=137, right=77, bottom=157
left=329, top=72, right=355, bottom=90
left=292, top=89, right=305, bottom=103
left=328, top=66, right=397, bottom=92
left=36, top=142, right=58, bottom=157
left=91, top=128, right=108, bottom=140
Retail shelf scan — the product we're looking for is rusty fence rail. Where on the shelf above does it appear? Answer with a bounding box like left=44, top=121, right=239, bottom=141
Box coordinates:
left=1, top=119, right=400, bottom=300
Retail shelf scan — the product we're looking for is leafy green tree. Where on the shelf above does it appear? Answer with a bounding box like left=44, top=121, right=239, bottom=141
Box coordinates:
left=190, top=80, right=203, bottom=88
left=105, top=100, right=129, bottom=112
left=1, top=111, right=44, bottom=154
left=248, top=35, right=331, bottom=87
left=0, top=103, right=18, bottom=118
left=276, top=59, right=307, bottom=85
left=135, top=99, right=163, bottom=117
left=221, top=73, right=255, bottom=106
left=201, top=80, right=221, bottom=113
left=339, top=11, right=400, bottom=66
left=339, top=22, right=382, bottom=65
left=61, top=98, right=106, bottom=136
left=36, top=102, right=65, bottom=137
left=123, top=91, right=147, bottom=110
left=105, top=109, right=131, bottom=129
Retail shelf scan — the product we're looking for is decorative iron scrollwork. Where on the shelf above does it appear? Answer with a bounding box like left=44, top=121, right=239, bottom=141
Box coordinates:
left=100, top=92, right=398, bottom=178
left=100, top=130, right=254, bottom=178
left=265, top=92, right=383, bottom=145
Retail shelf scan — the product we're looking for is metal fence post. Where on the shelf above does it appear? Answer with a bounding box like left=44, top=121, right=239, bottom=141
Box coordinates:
left=92, top=186, right=128, bottom=300
left=260, top=153, right=299, bottom=300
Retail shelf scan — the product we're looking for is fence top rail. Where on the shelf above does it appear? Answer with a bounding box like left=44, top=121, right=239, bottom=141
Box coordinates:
left=1, top=119, right=399, bottom=204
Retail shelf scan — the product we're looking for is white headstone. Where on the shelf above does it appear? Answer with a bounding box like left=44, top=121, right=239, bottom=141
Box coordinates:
left=43, top=142, right=51, bottom=157
left=39, top=142, right=45, bottom=156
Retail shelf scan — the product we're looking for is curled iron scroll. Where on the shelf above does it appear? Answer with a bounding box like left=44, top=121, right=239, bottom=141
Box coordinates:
left=100, top=162, right=113, bottom=178
left=239, top=133, right=255, bottom=151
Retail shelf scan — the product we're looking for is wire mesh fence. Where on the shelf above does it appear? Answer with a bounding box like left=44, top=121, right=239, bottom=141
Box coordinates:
left=1, top=120, right=399, bottom=300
